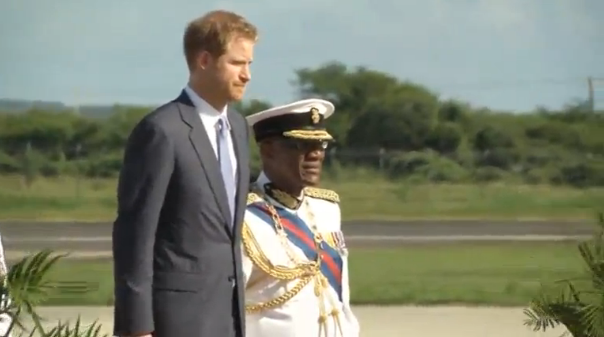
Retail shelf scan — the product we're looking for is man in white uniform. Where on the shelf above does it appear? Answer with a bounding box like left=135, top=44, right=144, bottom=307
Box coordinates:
left=0, top=234, right=13, bottom=337
left=241, top=99, right=360, bottom=337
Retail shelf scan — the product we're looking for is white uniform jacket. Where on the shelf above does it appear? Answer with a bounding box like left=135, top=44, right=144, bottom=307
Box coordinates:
left=241, top=172, right=360, bottom=337
left=0, top=234, right=12, bottom=337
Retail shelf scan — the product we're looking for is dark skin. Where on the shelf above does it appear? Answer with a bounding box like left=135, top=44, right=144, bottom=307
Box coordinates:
left=259, top=137, right=329, bottom=196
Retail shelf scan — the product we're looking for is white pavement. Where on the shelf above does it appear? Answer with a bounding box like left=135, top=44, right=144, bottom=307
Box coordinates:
left=20, top=306, right=568, bottom=337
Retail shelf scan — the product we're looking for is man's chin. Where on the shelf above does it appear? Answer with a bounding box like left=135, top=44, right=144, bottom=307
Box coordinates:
left=230, top=88, right=246, bottom=101
left=302, top=175, right=321, bottom=187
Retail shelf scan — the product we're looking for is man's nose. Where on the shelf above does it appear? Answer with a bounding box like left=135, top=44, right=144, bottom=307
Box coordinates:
left=305, top=149, right=324, bottom=160
left=240, top=67, right=251, bottom=83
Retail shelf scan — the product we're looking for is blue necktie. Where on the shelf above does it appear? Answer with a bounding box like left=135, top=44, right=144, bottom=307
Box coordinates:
left=216, top=118, right=236, bottom=225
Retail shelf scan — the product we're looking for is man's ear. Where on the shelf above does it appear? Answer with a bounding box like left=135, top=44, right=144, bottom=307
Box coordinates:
left=196, top=50, right=213, bottom=70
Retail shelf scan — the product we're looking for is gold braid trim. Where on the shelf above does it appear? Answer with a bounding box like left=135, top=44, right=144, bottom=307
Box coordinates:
left=242, top=222, right=318, bottom=281
left=245, top=275, right=314, bottom=314
left=264, top=184, right=301, bottom=209
left=282, top=129, right=333, bottom=141
left=304, top=187, right=340, bottom=203
left=242, top=212, right=321, bottom=313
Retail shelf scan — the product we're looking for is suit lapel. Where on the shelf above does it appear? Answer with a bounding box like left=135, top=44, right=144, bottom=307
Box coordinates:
left=176, top=90, right=232, bottom=235
left=228, top=108, right=249, bottom=240
left=226, top=108, right=250, bottom=329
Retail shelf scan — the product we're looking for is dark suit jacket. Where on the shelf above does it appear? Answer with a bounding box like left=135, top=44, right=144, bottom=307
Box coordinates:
left=112, top=90, right=250, bottom=337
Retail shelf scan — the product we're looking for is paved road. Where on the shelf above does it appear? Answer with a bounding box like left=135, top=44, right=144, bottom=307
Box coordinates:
left=0, top=219, right=595, bottom=254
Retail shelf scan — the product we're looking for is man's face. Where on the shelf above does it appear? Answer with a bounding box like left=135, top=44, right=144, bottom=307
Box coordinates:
left=200, top=36, right=255, bottom=102
left=262, top=137, right=328, bottom=188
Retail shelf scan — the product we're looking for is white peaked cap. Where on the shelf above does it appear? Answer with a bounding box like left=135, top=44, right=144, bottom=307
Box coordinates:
left=246, top=98, right=335, bottom=142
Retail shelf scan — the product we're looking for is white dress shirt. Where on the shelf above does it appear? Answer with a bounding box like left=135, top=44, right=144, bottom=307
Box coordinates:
left=184, top=86, right=237, bottom=180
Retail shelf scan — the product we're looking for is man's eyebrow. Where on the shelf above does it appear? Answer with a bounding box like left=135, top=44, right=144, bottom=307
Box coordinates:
left=231, top=57, right=253, bottom=64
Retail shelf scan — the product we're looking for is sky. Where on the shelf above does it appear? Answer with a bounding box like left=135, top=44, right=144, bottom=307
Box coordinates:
left=0, top=0, right=603, bottom=112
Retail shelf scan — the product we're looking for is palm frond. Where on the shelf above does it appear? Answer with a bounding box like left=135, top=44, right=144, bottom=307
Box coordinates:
left=0, top=250, right=101, bottom=337
left=524, top=283, right=585, bottom=334
left=525, top=212, right=604, bottom=337
left=18, top=316, right=109, bottom=337
left=578, top=240, right=604, bottom=292
left=580, top=303, right=604, bottom=337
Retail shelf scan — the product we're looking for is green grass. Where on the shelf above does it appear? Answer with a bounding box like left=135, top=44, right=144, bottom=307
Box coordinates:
left=0, top=173, right=602, bottom=221
left=349, top=242, right=584, bottom=306
left=38, top=242, right=585, bottom=306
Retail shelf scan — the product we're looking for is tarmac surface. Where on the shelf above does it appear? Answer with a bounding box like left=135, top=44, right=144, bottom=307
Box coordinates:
left=0, top=219, right=595, bottom=255
left=2, top=221, right=583, bottom=335
left=21, top=306, right=567, bottom=337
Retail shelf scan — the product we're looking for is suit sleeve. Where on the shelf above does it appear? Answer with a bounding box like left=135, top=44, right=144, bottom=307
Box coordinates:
left=112, top=119, right=174, bottom=335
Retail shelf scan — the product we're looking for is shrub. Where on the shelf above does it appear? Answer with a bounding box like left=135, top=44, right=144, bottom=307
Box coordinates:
left=386, top=150, right=470, bottom=183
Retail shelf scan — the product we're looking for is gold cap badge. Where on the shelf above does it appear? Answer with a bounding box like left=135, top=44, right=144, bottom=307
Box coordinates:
left=310, top=107, right=320, bottom=124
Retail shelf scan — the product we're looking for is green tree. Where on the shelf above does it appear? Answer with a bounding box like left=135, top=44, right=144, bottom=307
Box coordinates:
left=293, top=62, right=438, bottom=148
left=2, top=62, right=604, bottom=186
left=232, top=99, right=272, bottom=116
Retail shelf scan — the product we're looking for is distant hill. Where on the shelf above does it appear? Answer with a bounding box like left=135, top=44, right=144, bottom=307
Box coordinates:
left=0, top=99, right=125, bottom=118
left=0, top=99, right=68, bottom=112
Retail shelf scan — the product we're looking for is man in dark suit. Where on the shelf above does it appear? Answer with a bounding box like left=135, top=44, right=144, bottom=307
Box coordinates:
left=112, top=10, right=258, bottom=337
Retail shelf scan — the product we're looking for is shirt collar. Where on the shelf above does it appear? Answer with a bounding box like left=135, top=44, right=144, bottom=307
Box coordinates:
left=184, top=85, right=231, bottom=130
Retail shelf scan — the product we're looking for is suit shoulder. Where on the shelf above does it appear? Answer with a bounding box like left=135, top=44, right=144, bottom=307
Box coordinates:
left=129, top=101, right=181, bottom=138
left=305, top=187, right=340, bottom=203
left=142, top=101, right=180, bottom=126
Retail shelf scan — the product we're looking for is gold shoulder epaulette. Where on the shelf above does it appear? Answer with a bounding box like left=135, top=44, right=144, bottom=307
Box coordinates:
left=304, top=187, right=340, bottom=203
left=247, top=192, right=263, bottom=205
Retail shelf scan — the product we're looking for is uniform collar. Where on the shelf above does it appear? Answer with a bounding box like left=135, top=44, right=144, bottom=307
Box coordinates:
left=255, top=171, right=303, bottom=210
